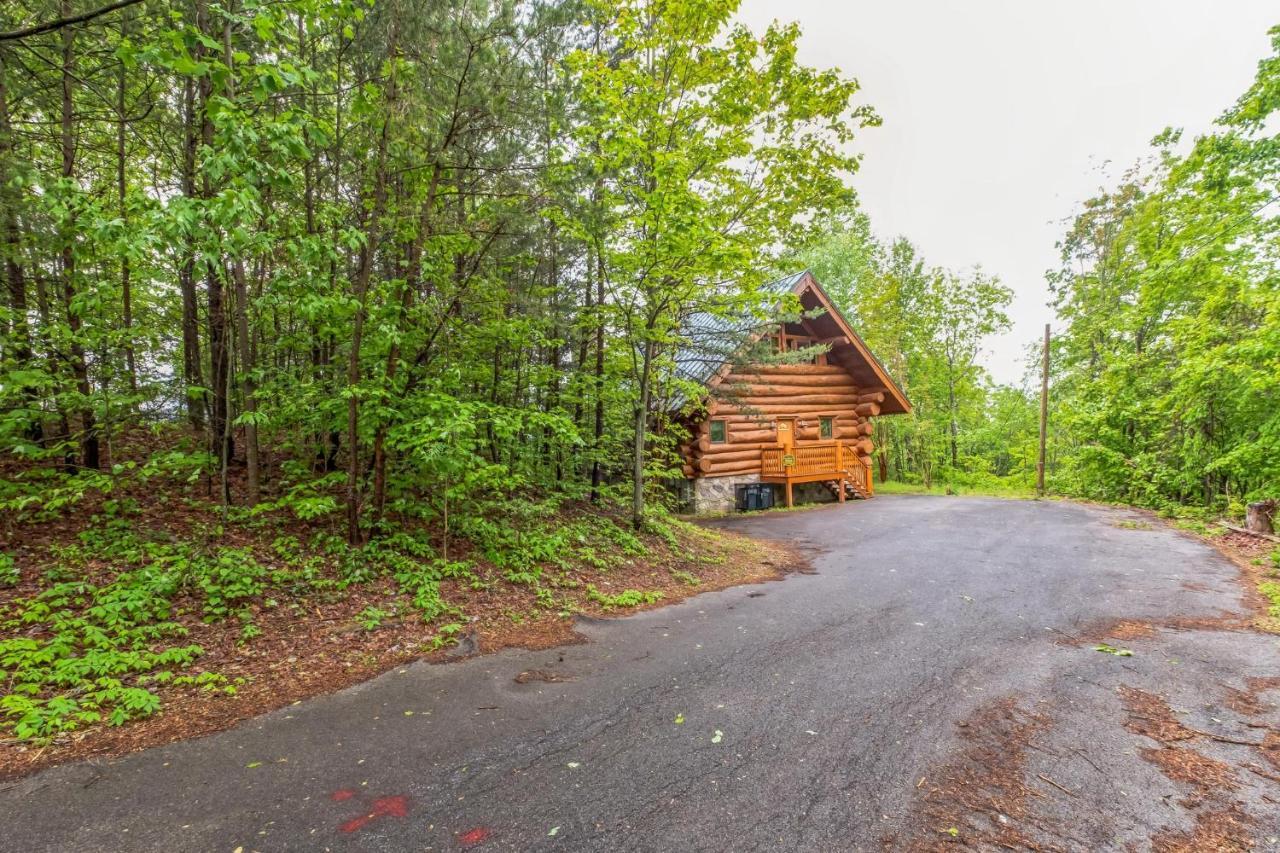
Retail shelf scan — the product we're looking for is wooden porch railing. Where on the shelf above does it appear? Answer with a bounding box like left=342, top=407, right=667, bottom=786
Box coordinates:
left=760, top=441, right=873, bottom=504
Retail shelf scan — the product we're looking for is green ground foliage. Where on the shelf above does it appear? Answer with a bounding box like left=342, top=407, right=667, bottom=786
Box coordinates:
left=1, top=475, right=700, bottom=743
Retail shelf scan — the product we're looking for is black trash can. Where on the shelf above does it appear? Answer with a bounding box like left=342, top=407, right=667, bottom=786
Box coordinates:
left=735, top=483, right=776, bottom=512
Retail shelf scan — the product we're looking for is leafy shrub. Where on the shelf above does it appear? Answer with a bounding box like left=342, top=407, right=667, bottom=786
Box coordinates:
left=0, top=467, right=116, bottom=521
left=194, top=549, right=267, bottom=620
left=0, top=527, right=264, bottom=743
left=0, top=567, right=206, bottom=742
left=585, top=585, right=663, bottom=609
left=357, top=606, right=390, bottom=631
left=0, top=552, right=17, bottom=587
left=1260, top=581, right=1280, bottom=618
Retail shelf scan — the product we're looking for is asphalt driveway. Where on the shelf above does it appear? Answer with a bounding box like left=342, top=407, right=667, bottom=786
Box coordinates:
left=3, top=496, right=1279, bottom=851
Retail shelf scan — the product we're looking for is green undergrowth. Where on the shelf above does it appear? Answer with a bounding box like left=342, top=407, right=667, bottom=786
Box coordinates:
left=585, top=585, right=664, bottom=609
left=1261, top=548, right=1280, bottom=620
left=1, top=511, right=251, bottom=742
left=0, top=494, right=700, bottom=745
left=1261, top=581, right=1280, bottom=618
left=872, top=478, right=1036, bottom=499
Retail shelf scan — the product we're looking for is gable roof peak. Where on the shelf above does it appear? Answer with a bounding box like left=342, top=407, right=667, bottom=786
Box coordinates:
left=675, top=269, right=912, bottom=415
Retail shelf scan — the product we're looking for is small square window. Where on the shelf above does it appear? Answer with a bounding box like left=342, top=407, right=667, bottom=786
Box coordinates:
left=819, top=417, right=834, bottom=439
left=709, top=420, right=727, bottom=443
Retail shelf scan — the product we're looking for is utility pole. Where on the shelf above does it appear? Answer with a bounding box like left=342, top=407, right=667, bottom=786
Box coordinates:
left=1037, top=323, right=1049, bottom=497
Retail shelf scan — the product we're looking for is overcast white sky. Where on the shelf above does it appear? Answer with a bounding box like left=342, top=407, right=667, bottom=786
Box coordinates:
left=737, top=1, right=1278, bottom=385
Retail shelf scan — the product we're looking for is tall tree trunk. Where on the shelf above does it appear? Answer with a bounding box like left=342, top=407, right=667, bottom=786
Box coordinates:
left=196, top=0, right=230, bottom=498
left=947, top=356, right=958, bottom=469
left=178, top=77, right=204, bottom=434
left=572, top=259, right=592, bottom=463
left=224, top=12, right=258, bottom=504
left=543, top=219, right=561, bottom=479
left=591, top=244, right=605, bottom=501
left=35, top=271, right=73, bottom=466
left=631, top=337, right=654, bottom=530
left=116, top=18, right=136, bottom=396
left=371, top=166, right=438, bottom=528
left=59, top=1, right=99, bottom=470
left=323, top=38, right=343, bottom=474
left=230, top=262, right=258, bottom=501
left=876, top=422, right=889, bottom=483
left=345, top=24, right=396, bottom=544
left=0, top=46, right=38, bottom=442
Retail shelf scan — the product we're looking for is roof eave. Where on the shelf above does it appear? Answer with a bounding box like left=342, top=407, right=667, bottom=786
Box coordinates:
left=793, top=271, right=913, bottom=415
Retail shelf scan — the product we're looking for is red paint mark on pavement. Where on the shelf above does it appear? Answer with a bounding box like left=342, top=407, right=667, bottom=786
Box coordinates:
left=458, top=826, right=491, bottom=846
left=338, top=795, right=411, bottom=833
left=373, top=796, right=409, bottom=818
left=330, top=789, right=357, bottom=802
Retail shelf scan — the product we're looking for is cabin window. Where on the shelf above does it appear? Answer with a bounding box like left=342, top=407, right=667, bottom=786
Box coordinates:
left=709, top=420, right=727, bottom=444
left=819, top=416, right=834, bottom=439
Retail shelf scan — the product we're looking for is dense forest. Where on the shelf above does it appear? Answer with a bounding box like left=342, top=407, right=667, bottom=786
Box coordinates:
left=1043, top=37, right=1280, bottom=513
left=0, top=0, right=1276, bottom=750
left=0, top=0, right=878, bottom=537
left=3, top=0, right=1275, bottom=533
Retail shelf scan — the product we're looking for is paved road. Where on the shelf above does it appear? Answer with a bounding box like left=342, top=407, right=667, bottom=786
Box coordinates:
left=4, top=496, right=1279, bottom=851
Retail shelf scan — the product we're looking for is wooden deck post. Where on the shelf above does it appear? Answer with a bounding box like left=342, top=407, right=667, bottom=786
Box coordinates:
left=784, top=479, right=793, bottom=508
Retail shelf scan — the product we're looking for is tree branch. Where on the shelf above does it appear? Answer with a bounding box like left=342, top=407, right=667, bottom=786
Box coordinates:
left=0, top=0, right=144, bottom=42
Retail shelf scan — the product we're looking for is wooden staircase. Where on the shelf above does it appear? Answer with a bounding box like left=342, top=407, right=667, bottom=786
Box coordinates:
left=826, top=468, right=870, bottom=501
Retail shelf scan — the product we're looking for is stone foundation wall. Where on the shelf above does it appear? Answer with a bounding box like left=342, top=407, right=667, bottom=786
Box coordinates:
left=691, top=472, right=761, bottom=514
left=688, top=475, right=838, bottom=514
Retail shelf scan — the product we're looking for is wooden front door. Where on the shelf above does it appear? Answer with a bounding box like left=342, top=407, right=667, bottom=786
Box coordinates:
left=776, top=418, right=796, bottom=454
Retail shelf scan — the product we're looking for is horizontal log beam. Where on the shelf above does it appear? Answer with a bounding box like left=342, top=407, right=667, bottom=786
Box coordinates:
left=727, top=371, right=855, bottom=386
left=713, top=403, right=864, bottom=416
left=701, top=440, right=785, bottom=452
left=699, top=449, right=765, bottom=465
left=703, top=461, right=765, bottom=477
left=748, top=364, right=849, bottom=375
left=717, top=393, right=862, bottom=408
left=719, top=380, right=860, bottom=396
left=727, top=429, right=778, bottom=443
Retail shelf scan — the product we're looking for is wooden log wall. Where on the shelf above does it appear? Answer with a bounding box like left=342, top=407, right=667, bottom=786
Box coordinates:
left=685, top=363, right=887, bottom=478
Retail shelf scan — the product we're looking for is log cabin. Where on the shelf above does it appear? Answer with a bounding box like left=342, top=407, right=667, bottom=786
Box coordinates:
left=676, top=270, right=911, bottom=513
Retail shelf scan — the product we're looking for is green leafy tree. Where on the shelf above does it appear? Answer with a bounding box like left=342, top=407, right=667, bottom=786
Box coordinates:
left=567, top=0, right=873, bottom=526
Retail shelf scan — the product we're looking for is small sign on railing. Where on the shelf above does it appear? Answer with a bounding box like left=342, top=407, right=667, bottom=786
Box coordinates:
left=782, top=454, right=795, bottom=467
